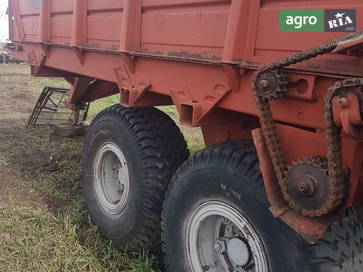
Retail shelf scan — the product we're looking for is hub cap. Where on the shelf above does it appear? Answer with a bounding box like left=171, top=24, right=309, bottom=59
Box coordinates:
left=186, top=201, right=268, bottom=272
left=94, top=142, right=130, bottom=215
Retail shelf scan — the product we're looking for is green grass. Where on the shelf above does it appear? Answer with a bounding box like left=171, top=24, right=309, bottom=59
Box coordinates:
left=0, top=63, right=204, bottom=271
left=88, top=95, right=120, bottom=119
left=0, top=125, right=157, bottom=271
left=0, top=204, right=156, bottom=272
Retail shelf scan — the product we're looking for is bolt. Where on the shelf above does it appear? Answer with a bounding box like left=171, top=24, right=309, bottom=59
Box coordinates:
left=117, top=184, right=124, bottom=194
left=214, top=243, right=222, bottom=252
left=259, top=79, right=270, bottom=88
left=338, top=97, right=348, bottom=108
left=214, top=240, right=226, bottom=254
left=298, top=176, right=317, bottom=196
left=299, top=183, right=311, bottom=194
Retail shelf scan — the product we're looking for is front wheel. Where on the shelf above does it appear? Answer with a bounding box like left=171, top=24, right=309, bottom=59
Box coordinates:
left=82, top=105, right=189, bottom=251
left=162, top=141, right=363, bottom=272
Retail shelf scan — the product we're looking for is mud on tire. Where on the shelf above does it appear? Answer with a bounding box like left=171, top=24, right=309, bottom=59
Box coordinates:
left=82, top=104, right=189, bottom=251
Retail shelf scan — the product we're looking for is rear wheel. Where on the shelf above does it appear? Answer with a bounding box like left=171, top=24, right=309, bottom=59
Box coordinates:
left=1, top=54, right=7, bottom=64
left=82, top=104, right=189, bottom=251
left=162, top=141, right=363, bottom=272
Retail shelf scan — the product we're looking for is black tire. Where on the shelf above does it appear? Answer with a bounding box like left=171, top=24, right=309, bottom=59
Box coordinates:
left=1, top=54, right=7, bottom=64
left=161, top=140, right=363, bottom=272
left=82, top=104, right=189, bottom=251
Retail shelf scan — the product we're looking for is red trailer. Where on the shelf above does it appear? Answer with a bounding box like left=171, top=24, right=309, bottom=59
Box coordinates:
left=7, top=0, right=363, bottom=271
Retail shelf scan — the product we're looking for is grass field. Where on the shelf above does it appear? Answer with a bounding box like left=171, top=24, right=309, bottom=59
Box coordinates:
left=0, top=64, right=204, bottom=271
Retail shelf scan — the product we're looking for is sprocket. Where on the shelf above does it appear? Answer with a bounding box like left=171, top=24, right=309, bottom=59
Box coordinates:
left=284, top=156, right=345, bottom=217
left=253, top=69, right=287, bottom=99
left=251, top=31, right=363, bottom=217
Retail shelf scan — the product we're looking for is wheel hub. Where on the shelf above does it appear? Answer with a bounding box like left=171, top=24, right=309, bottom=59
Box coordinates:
left=227, top=238, right=250, bottom=267
left=94, top=142, right=130, bottom=215
left=186, top=201, right=268, bottom=272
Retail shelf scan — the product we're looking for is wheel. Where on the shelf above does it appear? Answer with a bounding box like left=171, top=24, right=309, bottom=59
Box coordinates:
left=82, top=104, right=189, bottom=251
left=1, top=54, right=7, bottom=64
left=161, top=140, right=363, bottom=272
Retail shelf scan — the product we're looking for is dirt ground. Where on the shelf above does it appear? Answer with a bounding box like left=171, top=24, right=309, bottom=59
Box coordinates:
left=0, top=64, right=48, bottom=240
left=0, top=65, right=37, bottom=209
left=0, top=65, right=35, bottom=127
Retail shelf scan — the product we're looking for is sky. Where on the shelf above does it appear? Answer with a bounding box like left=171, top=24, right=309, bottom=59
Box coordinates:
left=0, top=0, right=8, bottom=42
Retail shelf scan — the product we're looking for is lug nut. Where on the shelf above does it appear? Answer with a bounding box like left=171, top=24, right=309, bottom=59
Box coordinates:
left=259, top=79, right=270, bottom=88
left=214, top=240, right=226, bottom=254
left=214, top=243, right=222, bottom=252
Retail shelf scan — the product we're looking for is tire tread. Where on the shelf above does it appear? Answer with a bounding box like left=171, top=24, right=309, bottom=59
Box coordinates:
left=85, top=104, right=189, bottom=251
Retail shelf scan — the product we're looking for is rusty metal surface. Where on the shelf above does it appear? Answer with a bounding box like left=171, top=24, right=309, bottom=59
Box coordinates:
left=28, top=86, right=90, bottom=128
left=252, top=129, right=336, bottom=243
left=7, top=0, right=363, bottom=215
left=332, top=91, right=363, bottom=137
left=251, top=31, right=363, bottom=217
left=27, top=87, right=70, bottom=127
left=285, top=157, right=342, bottom=216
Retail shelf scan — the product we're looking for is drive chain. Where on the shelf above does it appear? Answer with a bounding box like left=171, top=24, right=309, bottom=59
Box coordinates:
left=252, top=30, right=363, bottom=217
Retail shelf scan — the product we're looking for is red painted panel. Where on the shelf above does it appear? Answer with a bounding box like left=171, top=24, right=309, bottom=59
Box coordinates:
left=9, top=0, right=363, bottom=211
left=51, top=14, right=72, bottom=44
left=141, top=1, right=230, bottom=59
left=142, top=0, right=230, bottom=8
left=22, top=16, right=39, bottom=41
left=253, top=0, right=363, bottom=61
left=88, top=0, right=123, bottom=11
left=49, top=0, right=73, bottom=44
left=50, top=0, right=74, bottom=14
left=87, top=11, right=123, bottom=48
left=18, top=0, right=40, bottom=15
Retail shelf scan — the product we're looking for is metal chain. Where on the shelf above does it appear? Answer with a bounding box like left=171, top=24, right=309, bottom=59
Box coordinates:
left=252, top=31, right=363, bottom=217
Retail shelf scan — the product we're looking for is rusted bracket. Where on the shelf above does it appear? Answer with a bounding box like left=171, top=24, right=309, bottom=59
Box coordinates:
left=171, top=83, right=231, bottom=126
left=252, top=128, right=337, bottom=243
left=66, top=77, right=93, bottom=107
left=332, top=92, right=363, bottom=137
left=114, top=65, right=133, bottom=90
left=222, top=64, right=241, bottom=93
left=28, top=50, right=47, bottom=76
left=114, top=64, right=150, bottom=106
left=71, top=47, right=85, bottom=65
left=120, top=82, right=151, bottom=106
left=286, top=74, right=316, bottom=101
left=120, top=53, right=136, bottom=74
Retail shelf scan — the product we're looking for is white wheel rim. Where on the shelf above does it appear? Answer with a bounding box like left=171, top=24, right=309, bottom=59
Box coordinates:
left=186, top=201, right=269, bottom=272
left=94, top=142, right=130, bottom=215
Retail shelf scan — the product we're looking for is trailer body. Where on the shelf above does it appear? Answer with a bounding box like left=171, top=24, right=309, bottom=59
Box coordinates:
left=8, top=0, right=363, bottom=247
